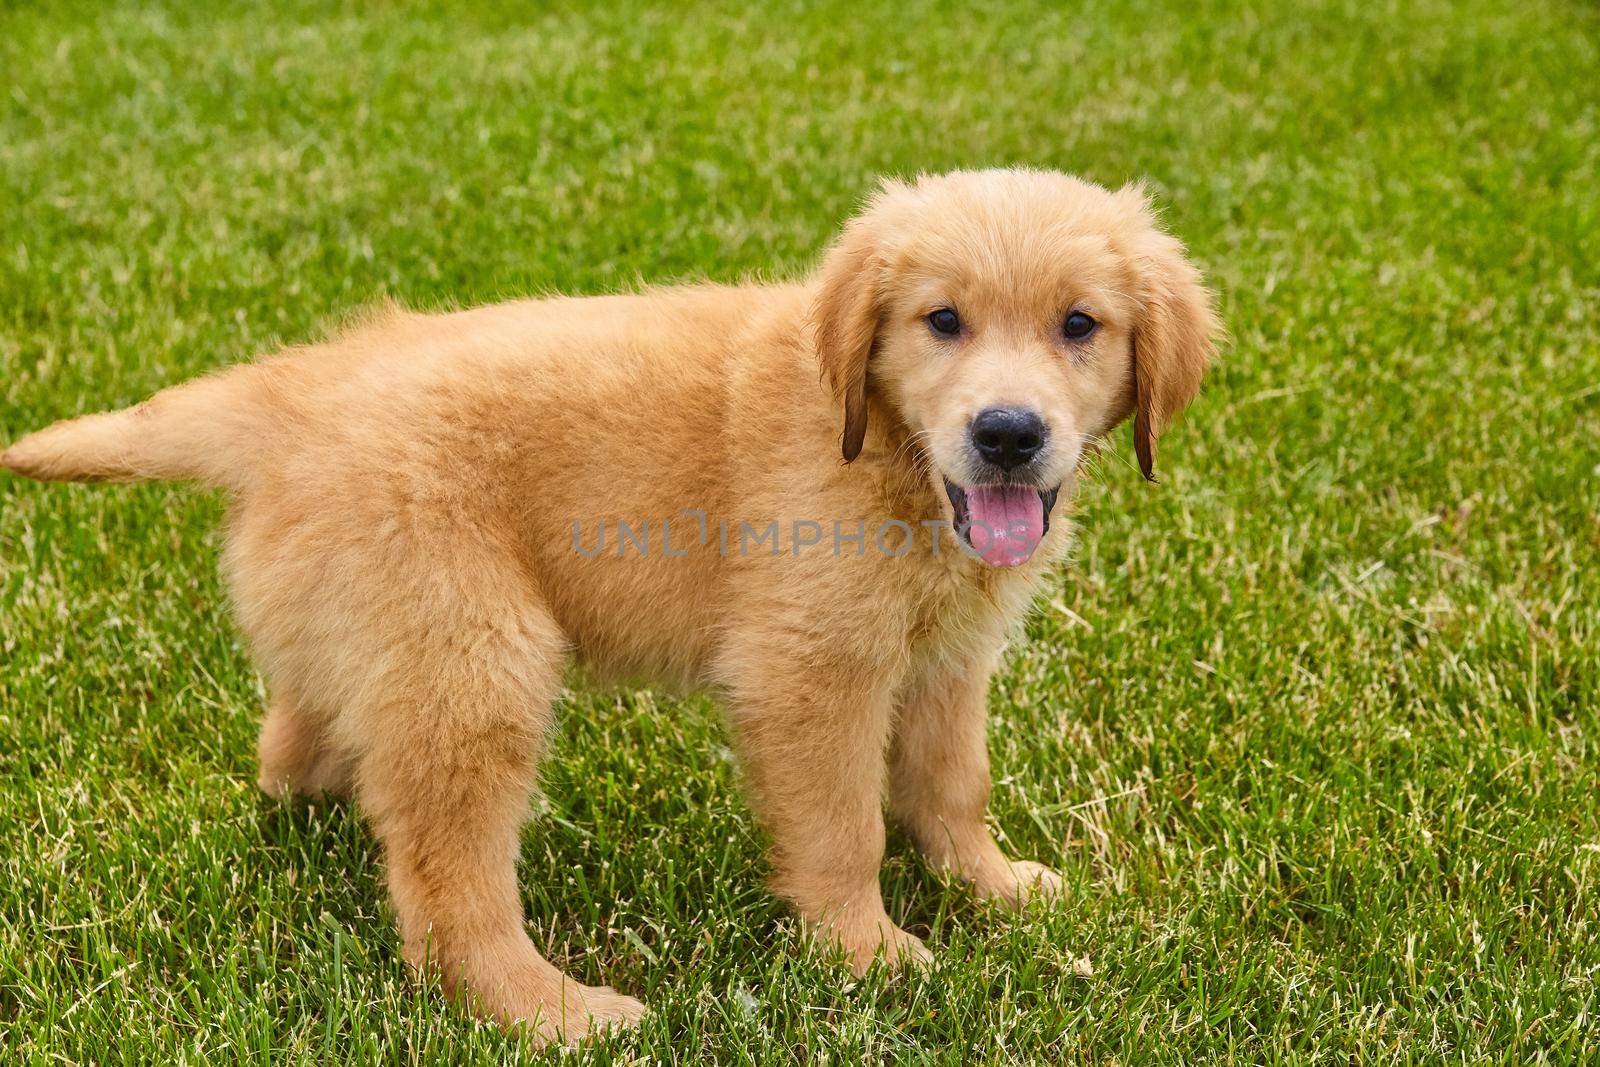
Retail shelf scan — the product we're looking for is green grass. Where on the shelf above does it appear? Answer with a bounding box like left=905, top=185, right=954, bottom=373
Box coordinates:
left=2, top=0, right=1598, bottom=1061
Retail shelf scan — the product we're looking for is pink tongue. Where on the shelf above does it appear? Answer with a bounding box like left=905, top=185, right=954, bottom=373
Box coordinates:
left=964, top=485, right=1045, bottom=567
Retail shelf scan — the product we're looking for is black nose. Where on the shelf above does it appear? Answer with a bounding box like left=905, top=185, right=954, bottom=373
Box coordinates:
left=969, top=407, right=1047, bottom=471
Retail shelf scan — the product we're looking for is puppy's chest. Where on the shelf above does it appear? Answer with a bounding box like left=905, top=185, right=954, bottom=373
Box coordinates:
left=902, top=563, right=1045, bottom=673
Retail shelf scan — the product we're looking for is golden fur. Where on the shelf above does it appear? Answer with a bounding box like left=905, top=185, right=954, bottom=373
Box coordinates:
left=2, top=168, right=1218, bottom=1044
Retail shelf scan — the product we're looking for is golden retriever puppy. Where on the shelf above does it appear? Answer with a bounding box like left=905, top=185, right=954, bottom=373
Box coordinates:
left=2, top=168, right=1218, bottom=1044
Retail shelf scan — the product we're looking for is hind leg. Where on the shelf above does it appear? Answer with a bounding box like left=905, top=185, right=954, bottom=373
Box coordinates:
left=257, top=696, right=352, bottom=799
left=352, top=601, right=643, bottom=1043
left=228, top=495, right=641, bottom=1041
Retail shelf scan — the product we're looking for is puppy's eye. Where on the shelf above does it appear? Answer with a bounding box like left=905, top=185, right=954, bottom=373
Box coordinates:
left=1063, top=311, right=1097, bottom=341
left=927, top=308, right=961, bottom=336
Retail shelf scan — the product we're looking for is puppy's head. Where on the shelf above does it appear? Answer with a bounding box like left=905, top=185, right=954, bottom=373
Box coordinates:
left=810, top=168, right=1219, bottom=566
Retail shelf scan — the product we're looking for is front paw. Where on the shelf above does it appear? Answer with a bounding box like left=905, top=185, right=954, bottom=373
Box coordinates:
left=974, top=859, right=1065, bottom=909
left=844, top=923, right=933, bottom=976
left=811, top=913, right=934, bottom=976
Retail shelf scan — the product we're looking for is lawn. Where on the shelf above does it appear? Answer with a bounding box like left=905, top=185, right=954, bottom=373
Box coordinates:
left=2, top=0, right=1598, bottom=1062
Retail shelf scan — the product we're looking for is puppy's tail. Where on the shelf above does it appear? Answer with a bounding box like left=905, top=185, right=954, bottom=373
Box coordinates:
left=2, top=362, right=284, bottom=491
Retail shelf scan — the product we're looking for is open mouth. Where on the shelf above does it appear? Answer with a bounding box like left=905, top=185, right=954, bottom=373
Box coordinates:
left=944, top=479, right=1061, bottom=568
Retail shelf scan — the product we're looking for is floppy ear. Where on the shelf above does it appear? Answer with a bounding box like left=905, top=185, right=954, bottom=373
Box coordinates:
left=1128, top=221, right=1221, bottom=481
left=809, top=213, right=886, bottom=463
